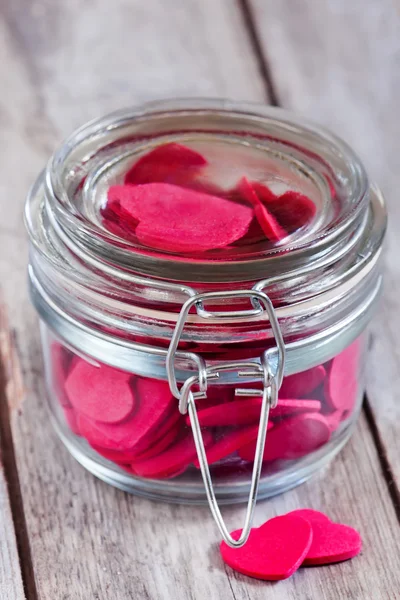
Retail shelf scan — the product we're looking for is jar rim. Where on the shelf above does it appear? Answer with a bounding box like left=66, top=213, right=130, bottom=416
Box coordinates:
left=42, top=99, right=370, bottom=283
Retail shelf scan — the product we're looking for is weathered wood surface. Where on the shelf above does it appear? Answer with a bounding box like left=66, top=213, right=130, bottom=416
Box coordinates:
left=0, top=0, right=399, bottom=599
left=249, top=0, right=400, bottom=511
left=0, top=349, right=25, bottom=600
left=0, top=466, right=25, bottom=600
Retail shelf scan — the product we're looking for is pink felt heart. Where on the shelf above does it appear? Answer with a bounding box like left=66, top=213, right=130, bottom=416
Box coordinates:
left=91, top=420, right=180, bottom=464
left=236, top=177, right=287, bottom=241
left=186, top=397, right=264, bottom=427
left=239, top=413, right=331, bottom=462
left=325, top=340, right=361, bottom=414
left=65, top=361, right=134, bottom=424
left=124, top=143, right=207, bottom=185
left=189, top=397, right=321, bottom=428
left=146, top=409, right=182, bottom=440
left=77, top=377, right=175, bottom=452
left=132, top=430, right=213, bottom=479
left=193, top=425, right=270, bottom=468
left=279, top=365, right=326, bottom=399
left=253, top=183, right=316, bottom=232
left=101, top=197, right=140, bottom=231
left=197, top=384, right=236, bottom=407
left=108, top=183, right=253, bottom=252
left=220, top=515, right=313, bottom=581
left=51, top=343, right=74, bottom=408
left=289, top=509, right=362, bottom=565
left=130, top=421, right=181, bottom=462
left=63, top=406, right=80, bottom=435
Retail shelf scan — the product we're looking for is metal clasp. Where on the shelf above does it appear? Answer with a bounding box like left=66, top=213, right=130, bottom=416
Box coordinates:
left=166, top=290, right=285, bottom=548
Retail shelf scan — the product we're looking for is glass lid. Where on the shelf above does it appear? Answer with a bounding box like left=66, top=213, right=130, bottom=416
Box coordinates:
left=40, top=100, right=370, bottom=282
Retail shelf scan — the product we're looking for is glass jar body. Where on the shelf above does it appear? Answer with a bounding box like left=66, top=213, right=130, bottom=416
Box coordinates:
left=25, top=100, right=386, bottom=505
left=42, top=322, right=366, bottom=503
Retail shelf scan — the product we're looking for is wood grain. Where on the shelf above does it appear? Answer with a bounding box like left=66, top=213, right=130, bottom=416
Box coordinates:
left=0, top=0, right=399, bottom=598
left=0, top=468, right=25, bottom=600
left=0, top=435, right=25, bottom=600
left=0, top=310, right=26, bottom=600
left=249, top=0, right=400, bottom=504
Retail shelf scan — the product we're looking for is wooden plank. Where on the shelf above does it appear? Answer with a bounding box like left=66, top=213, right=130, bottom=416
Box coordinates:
left=0, top=470, right=25, bottom=600
left=0, top=465, right=25, bottom=599
left=0, top=312, right=26, bottom=599
left=249, top=0, right=400, bottom=502
left=0, top=0, right=399, bottom=598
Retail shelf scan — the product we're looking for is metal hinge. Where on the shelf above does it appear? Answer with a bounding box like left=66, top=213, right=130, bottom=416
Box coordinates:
left=166, top=289, right=285, bottom=548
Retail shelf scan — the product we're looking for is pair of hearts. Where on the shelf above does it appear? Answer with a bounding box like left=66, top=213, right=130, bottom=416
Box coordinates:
left=220, top=509, right=362, bottom=581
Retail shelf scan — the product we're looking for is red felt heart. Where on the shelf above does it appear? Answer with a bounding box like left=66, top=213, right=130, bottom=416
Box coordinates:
left=279, top=365, right=326, bottom=399
left=65, top=361, right=135, bottom=424
left=236, top=177, right=287, bottom=241
left=150, top=409, right=182, bottom=438
left=193, top=425, right=269, bottom=468
left=77, top=377, right=175, bottom=452
left=253, top=183, right=316, bottom=232
left=92, top=421, right=180, bottom=464
left=220, top=515, right=313, bottom=581
left=289, top=509, right=362, bottom=565
left=239, top=413, right=331, bottom=462
left=124, top=142, right=207, bottom=185
left=186, top=398, right=263, bottom=427
left=132, top=430, right=213, bottom=479
left=130, top=421, right=181, bottom=462
left=108, top=183, right=253, bottom=252
left=323, top=410, right=343, bottom=432
left=276, top=191, right=316, bottom=230
left=325, top=340, right=360, bottom=414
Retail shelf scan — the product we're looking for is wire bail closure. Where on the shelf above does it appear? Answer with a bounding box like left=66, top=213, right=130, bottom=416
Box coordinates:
left=166, top=290, right=286, bottom=548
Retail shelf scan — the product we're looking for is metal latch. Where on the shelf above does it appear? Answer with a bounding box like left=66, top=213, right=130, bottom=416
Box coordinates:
left=166, top=290, right=285, bottom=548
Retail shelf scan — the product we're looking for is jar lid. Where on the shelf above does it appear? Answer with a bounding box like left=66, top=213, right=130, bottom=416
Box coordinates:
left=41, top=100, right=372, bottom=283
left=26, top=100, right=386, bottom=372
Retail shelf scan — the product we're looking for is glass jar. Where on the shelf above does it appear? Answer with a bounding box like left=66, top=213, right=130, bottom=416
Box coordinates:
left=25, top=99, right=386, bottom=523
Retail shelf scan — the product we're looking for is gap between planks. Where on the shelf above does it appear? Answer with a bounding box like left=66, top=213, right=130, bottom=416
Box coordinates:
left=237, top=0, right=280, bottom=105
left=363, top=395, right=400, bottom=522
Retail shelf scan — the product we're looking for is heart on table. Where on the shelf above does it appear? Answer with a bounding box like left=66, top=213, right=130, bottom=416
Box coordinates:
left=289, top=509, right=362, bottom=565
left=220, top=514, right=313, bottom=581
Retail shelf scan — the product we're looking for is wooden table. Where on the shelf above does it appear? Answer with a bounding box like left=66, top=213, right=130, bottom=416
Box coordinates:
left=1, top=1, right=399, bottom=598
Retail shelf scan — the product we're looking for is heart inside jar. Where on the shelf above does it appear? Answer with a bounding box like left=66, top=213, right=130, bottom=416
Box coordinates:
left=28, top=102, right=381, bottom=502
left=45, top=139, right=364, bottom=485
left=99, top=141, right=321, bottom=256
left=50, top=337, right=362, bottom=482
